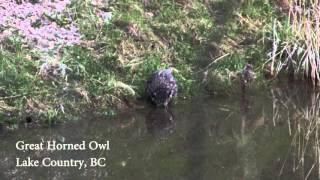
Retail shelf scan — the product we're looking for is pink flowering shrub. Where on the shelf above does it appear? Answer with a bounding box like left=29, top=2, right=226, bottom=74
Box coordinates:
left=1, top=0, right=112, bottom=78
left=0, top=0, right=81, bottom=53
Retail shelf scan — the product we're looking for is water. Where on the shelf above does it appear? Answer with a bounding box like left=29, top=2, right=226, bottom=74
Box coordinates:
left=0, top=84, right=319, bottom=180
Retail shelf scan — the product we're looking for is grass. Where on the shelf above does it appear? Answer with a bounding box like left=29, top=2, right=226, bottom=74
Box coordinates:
left=0, top=0, right=287, bottom=125
left=269, top=0, right=320, bottom=84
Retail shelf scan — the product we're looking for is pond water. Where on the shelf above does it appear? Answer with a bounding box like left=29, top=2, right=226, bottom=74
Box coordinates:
left=0, top=83, right=319, bottom=180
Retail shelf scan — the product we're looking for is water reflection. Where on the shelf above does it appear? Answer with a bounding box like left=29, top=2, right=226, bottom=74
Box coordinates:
left=145, top=108, right=175, bottom=138
left=238, top=93, right=259, bottom=180
left=269, top=84, right=320, bottom=179
left=0, top=84, right=320, bottom=179
left=184, top=101, right=206, bottom=180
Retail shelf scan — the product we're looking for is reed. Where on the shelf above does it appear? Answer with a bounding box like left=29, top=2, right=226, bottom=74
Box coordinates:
left=270, top=86, right=320, bottom=179
left=270, top=0, right=320, bottom=84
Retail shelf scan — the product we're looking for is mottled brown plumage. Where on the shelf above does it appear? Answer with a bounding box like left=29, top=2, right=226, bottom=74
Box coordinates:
left=146, top=68, right=178, bottom=107
left=239, top=64, right=255, bottom=91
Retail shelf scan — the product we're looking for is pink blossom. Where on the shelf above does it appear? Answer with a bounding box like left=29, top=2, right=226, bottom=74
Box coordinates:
left=0, top=0, right=80, bottom=53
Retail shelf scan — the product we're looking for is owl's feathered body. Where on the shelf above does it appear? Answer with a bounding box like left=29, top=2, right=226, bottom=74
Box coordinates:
left=146, top=68, right=178, bottom=107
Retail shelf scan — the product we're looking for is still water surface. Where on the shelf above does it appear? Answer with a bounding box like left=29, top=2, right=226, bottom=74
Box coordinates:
left=0, top=84, right=319, bottom=180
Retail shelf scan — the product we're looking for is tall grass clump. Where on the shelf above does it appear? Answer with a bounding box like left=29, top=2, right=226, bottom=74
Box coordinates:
left=270, top=0, right=320, bottom=84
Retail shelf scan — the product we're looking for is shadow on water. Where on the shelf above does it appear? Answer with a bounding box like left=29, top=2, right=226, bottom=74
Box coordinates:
left=0, top=83, right=320, bottom=179
left=183, top=100, right=206, bottom=180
